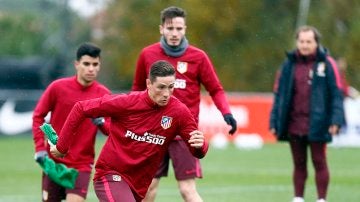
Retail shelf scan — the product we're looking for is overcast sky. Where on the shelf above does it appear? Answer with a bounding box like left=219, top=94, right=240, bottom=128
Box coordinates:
left=68, top=0, right=110, bottom=18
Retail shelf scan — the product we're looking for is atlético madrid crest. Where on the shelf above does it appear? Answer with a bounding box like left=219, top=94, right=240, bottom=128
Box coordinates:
left=161, top=116, right=172, bottom=129
left=177, top=61, right=188, bottom=74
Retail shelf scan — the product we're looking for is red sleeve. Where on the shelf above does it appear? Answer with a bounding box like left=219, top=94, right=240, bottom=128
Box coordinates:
left=132, top=51, right=148, bottom=91
left=177, top=105, right=209, bottom=159
left=32, top=84, right=55, bottom=152
left=340, top=73, right=350, bottom=97
left=199, top=54, right=231, bottom=115
left=56, top=101, right=86, bottom=154
left=57, top=94, right=124, bottom=154
left=95, top=85, right=112, bottom=136
left=191, top=141, right=209, bottom=159
left=327, top=56, right=343, bottom=90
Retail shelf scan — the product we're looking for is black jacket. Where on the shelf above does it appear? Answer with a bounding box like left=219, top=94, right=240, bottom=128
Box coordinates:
left=270, top=48, right=345, bottom=142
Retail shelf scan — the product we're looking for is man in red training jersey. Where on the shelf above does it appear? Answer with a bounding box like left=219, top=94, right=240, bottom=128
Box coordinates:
left=32, top=42, right=111, bottom=202
left=132, top=6, right=236, bottom=202
left=51, top=60, right=209, bottom=202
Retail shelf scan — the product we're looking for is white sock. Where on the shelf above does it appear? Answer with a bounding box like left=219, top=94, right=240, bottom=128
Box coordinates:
left=316, top=199, right=326, bottom=202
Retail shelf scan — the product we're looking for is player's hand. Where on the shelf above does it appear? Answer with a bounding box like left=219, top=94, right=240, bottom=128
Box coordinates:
left=50, top=145, right=65, bottom=158
left=329, top=124, right=340, bottom=136
left=270, top=128, right=277, bottom=136
left=223, top=114, right=237, bottom=135
left=92, top=117, right=105, bottom=126
left=34, top=150, right=48, bottom=164
left=188, top=130, right=205, bottom=148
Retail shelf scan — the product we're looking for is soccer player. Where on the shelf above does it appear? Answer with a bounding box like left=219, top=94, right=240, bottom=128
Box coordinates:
left=132, top=6, right=237, bottom=202
left=50, top=60, right=209, bottom=202
left=269, top=26, right=345, bottom=202
left=32, top=42, right=111, bottom=202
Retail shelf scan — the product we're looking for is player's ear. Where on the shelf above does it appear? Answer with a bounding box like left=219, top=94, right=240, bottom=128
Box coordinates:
left=146, top=79, right=151, bottom=89
left=159, top=25, right=163, bottom=35
left=74, top=60, right=79, bottom=71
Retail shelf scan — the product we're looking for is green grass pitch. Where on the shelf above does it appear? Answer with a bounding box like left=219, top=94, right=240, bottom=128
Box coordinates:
left=0, top=135, right=359, bottom=202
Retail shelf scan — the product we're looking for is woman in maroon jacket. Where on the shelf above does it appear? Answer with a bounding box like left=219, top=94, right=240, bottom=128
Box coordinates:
left=270, top=26, right=345, bottom=202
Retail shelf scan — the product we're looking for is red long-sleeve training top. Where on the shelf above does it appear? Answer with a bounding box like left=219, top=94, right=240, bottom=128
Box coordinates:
left=56, top=91, right=209, bottom=200
left=32, top=76, right=110, bottom=171
left=132, top=43, right=231, bottom=122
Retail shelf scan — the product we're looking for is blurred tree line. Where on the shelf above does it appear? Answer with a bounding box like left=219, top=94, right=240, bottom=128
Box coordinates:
left=0, top=0, right=92, bottom=87
left=1, top=0, right=360, bottom=92
left=98, top=0, right=360, bottom=92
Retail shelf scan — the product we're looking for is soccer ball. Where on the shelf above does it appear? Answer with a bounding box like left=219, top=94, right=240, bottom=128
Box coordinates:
left=233, top=133, right=263, bottom=150
left=210, top=133, right=229, bottom=149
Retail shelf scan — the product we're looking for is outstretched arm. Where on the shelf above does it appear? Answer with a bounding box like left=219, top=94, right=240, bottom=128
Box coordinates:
left=188, top=130, right=208, bottom=159
left=179, top=107, right=209, bottom=158
left=199, top=54, right=236, bottom=135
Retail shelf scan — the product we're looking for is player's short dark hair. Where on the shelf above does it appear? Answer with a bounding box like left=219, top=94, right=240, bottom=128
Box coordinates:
left=160, top=6, right=186, bottom=25
left=76, top=42, right=101, bottom=61
left=149, top=60, right=176, bottom=83
left=295, top=25, right=321, bottom=44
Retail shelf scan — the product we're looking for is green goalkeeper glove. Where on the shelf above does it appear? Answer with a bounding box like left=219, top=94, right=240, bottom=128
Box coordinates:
left=39, top=156, right=78, bottom=189
left=40, top=123, right=58, bottom=145
left=38, top=123, right=79, bottom=189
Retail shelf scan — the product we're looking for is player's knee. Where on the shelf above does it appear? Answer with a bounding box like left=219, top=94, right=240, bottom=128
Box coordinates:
left=143, top=188, right=157, bottom=202
left=66, top=193, right=85, bottom=202
left=148, top=179, right=160, bottom=192
left=179, top=185, right=197, bottom=198
left=180, top=191, right=203, bottom=202
left=178, top=179, right=202, bottom=201
left=143, top=179, right=160, bottom=202
left=147, top=186, right=158, bottom=196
